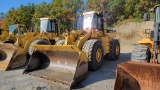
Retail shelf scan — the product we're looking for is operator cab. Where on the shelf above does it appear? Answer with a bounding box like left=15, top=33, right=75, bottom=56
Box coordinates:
left=83, top=11, right=104, bottom=31
left=40, top=18, right=58, bottom=33
left=9, top=24, right=26, bottom=36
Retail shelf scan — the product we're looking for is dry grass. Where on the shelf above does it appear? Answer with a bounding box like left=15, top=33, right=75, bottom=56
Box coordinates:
left=115, top=30, right=143, bottom=45
left=116, top=30, right=144, bottom=45
left=113, top=20, right=154, bottom=45
left=116, top=30, right=141, bottom=40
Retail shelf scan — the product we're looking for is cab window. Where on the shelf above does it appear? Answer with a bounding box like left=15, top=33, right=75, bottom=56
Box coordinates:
left=19, top=26, right=26, bottom=35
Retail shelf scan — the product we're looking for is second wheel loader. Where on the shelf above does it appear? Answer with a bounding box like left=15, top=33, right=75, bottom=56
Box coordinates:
left=0, top=24, right=26, bottom=43
left=114, top=4, right=160, bottom=90
left=0, top=18, right=63, bottom=71
left=3, top=24, right=29, bottom=43
left=24, top=11, right=120, bottom=89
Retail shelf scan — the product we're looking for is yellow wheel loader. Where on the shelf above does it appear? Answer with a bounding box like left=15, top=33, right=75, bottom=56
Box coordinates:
left=0, top=24, right=36, bottom=71
left=23, top=11, right=120, bottom=88
left=0, top=29, right=9, bottom=42
left=114, top=4, right=160, bottom=90
left=2, top=24, right=28, bottom=43
left=0, top=18, right=63, bottom=71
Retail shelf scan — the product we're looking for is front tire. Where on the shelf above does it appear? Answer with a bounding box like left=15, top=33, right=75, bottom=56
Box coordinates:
left=28, top=39, right=50, bottom=56
left=82, top=39, right=104, bottom=71
left=131, top=45, right=151, bottom=62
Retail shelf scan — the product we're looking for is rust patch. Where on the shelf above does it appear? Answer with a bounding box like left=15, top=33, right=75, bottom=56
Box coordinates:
left=115, top=61, right=160, bottom=90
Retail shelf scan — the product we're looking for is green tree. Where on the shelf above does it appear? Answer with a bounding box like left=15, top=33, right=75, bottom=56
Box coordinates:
left=5, top=8, right=18, bottom=28
left=86, top=0, right=160, bottom=25
left=32, top=2, right=51, bottom=32
left=49, top=0, right=84, bottom=31
left=5, top=3, right=34, bottom=29
left=16, top=3, right=35, bottom=29
left=86, top=0, right=102, bottom=11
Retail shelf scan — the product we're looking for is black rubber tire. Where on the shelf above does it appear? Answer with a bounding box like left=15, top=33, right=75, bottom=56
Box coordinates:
left=82, top=39, right=104, bottom=71
left=55, top=39, right=65, bottom=45
left=3, top=40, right=15, bottom=44
left=28, top=39, right=50, bottom=56
left=131, top=45, right=151, bottom=62
left=105, top=39, right=120, bottom=60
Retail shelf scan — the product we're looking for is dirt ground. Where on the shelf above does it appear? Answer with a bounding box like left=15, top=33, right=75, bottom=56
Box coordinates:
left=0, top=20, right=153, bottom=90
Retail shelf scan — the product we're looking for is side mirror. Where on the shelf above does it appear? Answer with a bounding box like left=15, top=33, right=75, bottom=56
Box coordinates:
left=144, top=13, right=150, bottom=21
left=150, top=31, right=154, bottom=38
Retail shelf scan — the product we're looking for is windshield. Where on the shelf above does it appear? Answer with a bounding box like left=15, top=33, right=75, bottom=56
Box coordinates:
left=9, top=25, right=17, bottom=33
left=40, top=20, right=55, bottom=32
left=83, top=14, right=94, bottom=30
left=40, top=20, right=48, bottom=32
left=19, top=26, right=27, bottom=35
left=83, top=14, right=97, bottom=30
left=155, top=7, right=160, bottom=23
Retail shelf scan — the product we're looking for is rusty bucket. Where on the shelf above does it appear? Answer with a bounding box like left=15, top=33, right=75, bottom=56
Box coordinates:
left=114, top=61, right=160, bottom=90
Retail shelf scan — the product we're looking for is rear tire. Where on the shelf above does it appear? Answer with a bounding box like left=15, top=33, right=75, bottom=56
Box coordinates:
left=82, top=39, right=104, bottom=71
left=28, top=39, right=50, bottom=56
left=105, top=39, right=120, bottom=60
left=131, top=45, right=151, bottom=62
left=55, top=39, right=65, bottom=45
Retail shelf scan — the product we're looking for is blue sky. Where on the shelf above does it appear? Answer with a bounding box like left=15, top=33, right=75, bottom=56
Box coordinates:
left=0, top=0, right=87, bottom=14
left=0, top=0, right=52, bottom=14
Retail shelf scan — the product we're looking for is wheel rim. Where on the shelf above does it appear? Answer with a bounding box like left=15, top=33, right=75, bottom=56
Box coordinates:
left=96, top=48, right=102, bottom=62
left=116, top=45, right=120, bottom=55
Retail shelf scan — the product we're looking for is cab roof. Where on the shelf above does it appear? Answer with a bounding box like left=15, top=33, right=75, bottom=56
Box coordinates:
left=40, top=18, right=57, bottom=21
left=83, top=11, right=101, bottom=15
left=153, top=4, right=160, bottom=12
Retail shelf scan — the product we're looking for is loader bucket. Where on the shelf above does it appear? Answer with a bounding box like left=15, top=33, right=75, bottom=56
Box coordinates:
left=114, top=61, right=160, bottom=90
left=0, top=43, right=27, bottom=71
left=24, top=45, right=88, bottom=88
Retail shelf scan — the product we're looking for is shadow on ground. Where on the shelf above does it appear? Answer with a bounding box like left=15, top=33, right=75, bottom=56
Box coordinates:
left=7, top=64, right=27, bottom=71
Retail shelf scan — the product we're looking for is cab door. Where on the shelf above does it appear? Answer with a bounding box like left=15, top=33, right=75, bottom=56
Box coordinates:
left=16, top=25, right=26, bottom=45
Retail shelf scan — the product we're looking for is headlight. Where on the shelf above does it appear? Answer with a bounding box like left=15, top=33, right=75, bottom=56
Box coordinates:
left=145, top=29, right=150, bottom=34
